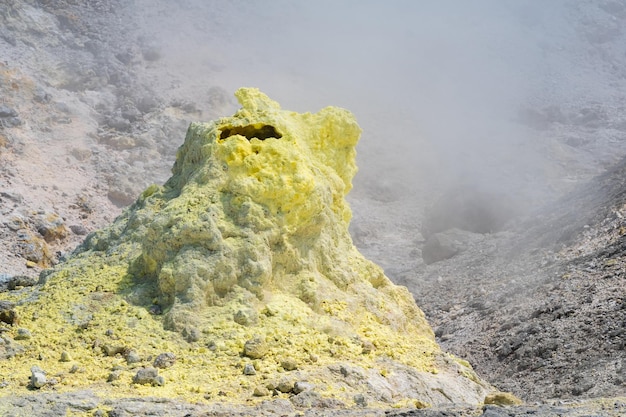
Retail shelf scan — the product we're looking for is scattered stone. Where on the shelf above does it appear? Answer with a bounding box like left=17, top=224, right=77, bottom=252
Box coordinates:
left=243, top=363, right=256, bottom=375
left=0, top=106, right=17, bottom=118
left=125, top=350, right=141, bottom=364
left=0, top=335, right=24, bottom=359
left=0, top=191, right=23, bottom=204
left=132, top=367, right=164, bottom=386
left=148, top=304, right=162, bottom=315
left=35, top=212, right=69, bottom=242
left=253, top=385, right=270, bottom=397
left=276, top=378, right=294, bottom=393
left=14, top=328, right=32, bottom=340
left=69, top=224, right=88, bottom=236
left=107, top=370, right=123, bottom=383
left=102, top=345, right=126, bottom=357
left=16, top=229, right=52, bottom=267
left=484, top=391, right=523, bottom=406
left=233, top=309, right=257, bottom=326
left=182, top=326, right=200, bottom=342
left=354, top=393, right=368, bottom=407
left=243, top=336, right=268, bottom=359
left=29, top=366, right=47, bottom=389
left=60, top=351, right=72, bottom=362
left=5, top=275, right=37, bottom=290
left=153, top=352, right=176, bottom=369
left=281, top=358, right=298, bottom=371
left=33, top=87, right=51, bottom=104
left=361, top=339, right=376, bottom=354
left=293, top=381, right=314, bottom=394
left=0, top=106, right=22, bottom=126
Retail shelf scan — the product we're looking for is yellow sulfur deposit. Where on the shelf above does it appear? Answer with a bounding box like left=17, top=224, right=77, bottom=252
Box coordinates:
left=0, top=88, right=492, bottom=408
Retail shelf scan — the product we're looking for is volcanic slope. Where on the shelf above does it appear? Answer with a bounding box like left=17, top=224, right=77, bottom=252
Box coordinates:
left=0, top=88, right=493, bottom=409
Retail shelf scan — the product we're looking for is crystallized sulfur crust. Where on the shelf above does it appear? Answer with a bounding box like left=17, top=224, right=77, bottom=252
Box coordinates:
left=0, top=88, right=492, bottom=408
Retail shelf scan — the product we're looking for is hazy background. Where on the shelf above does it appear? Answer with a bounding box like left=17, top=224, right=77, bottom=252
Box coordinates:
left=130, top=0, right=625, bottom=212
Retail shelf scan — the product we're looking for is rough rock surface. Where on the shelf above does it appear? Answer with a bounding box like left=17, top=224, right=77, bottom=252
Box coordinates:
left=0, top=89, right=493, bottom=408
left=404, top=160, right=626, bottom=402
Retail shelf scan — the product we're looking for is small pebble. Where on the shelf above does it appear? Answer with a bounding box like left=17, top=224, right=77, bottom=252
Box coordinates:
left=281, top=358, right=298, bottom=371
left=102, top=345, right=125, bottom=357
left=153, top=352, right=176, bottom=369
left=233, top=310, right=251, bottom=326
left=148, top=304, right=162, bottom=315
left=7, top=275, right=37, bottom=290
left=126, top=350, right=141, bottom=364
left=60, top=351, right=71, bottom=362
left=354, top=394, right=368, bottom=407
left=243, top=336, right=267, bottom=359
left=293, top=381, right=314, bottom=394
left=484, top=391, right=523, bottom=406
left=0, top=301, right=18, bottom=325
left=107, top=370, right=122, bottom=382
left=0, top=105, right=17, bottom=118
left=29, top=366, right=46, bottom=389
left=361, top=339, right=376, bottom=354
left=253, top=386, right=270, bottom=397
left=15, top=328, right=32, bottom=340
left=33, top=87, right=51, bottom=103
left=277, top=378, right=294, bottom=393
left=182, top=326, right=199, bottom=342
left=133, top=367, right=164, bottom=386
left=69, top=225, right=88, bottom=235
left=243, top=363, right=256, bottom=375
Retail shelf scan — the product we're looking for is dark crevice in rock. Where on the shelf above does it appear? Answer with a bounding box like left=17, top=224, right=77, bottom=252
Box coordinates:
left=219, top=124, right=282, bottom=141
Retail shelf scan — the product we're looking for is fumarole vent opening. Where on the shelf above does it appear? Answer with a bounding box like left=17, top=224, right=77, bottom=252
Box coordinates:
left=219, top=124, right=282, bottom=141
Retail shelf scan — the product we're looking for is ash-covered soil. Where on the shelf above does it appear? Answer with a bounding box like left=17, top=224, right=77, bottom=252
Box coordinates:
left=3, top=1, right=626, bottom=416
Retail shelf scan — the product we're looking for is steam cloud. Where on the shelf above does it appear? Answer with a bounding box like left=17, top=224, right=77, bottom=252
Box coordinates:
left=133, top=0, right=612, bottom=210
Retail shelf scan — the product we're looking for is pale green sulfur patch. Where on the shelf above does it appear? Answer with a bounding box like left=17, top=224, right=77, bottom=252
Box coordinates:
left=0, top=88, right=493, bottom=408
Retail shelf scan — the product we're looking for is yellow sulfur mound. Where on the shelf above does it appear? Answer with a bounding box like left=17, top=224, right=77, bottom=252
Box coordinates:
left=0, top=88, right=492, bottom=408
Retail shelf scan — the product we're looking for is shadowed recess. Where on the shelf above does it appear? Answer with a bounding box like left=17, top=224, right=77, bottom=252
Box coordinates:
left=219, top=124, right=282, bottom=141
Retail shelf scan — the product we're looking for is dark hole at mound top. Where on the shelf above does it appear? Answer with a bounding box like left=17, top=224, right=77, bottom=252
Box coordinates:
left=219, top=124, right=282, bottom=141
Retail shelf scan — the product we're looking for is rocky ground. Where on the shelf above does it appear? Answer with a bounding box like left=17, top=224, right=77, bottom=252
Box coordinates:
left=3, top=0, right=626, bottom=416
